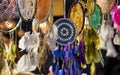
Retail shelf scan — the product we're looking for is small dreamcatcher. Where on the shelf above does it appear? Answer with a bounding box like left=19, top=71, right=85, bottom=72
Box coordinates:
left=54, top=18, right=78, bottom=46
left=0, top=0, right=17, bottom=22
left=17, top=0, right=37, bottom=21
left=35, top=0, right=52, bottom=23
left=89, top=4, right=102, bottom=29
left=68, top=0, right=85, bottom=35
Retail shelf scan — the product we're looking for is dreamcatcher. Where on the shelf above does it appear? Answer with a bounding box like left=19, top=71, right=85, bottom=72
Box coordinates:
left=0, top=0, right=21, bottom=32
left=17, top=0, right=37, bottom=21
left=0, top=0, right=17, bottom=22
left=50, top=18, right=81, bottom=75
left=89, top=4, right=102, bottom=29
left=68, top=0, right=85, bottom=35
left=36, top=0, right=52, bottom=23
left=17, top=0, right=37, bottom=33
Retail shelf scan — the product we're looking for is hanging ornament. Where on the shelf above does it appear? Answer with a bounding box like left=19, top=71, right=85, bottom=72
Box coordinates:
left=54, top=18, right=78, bottom=46
left=0, top=0, right=17, bottom=22
left=68, top=1, right=85, bottom=35
left=97, top=0, right=115, bottom=14
left=36, top=0, right=52, bottom=22
left=99, top=19, right=118, bottom=57
left=17, top=0, right=37, bottom=21
left=79, top=0, right=95, bottom=16
left=89, top=4, right=102, bottom=29
left=111, top=4, right=120, bottom=28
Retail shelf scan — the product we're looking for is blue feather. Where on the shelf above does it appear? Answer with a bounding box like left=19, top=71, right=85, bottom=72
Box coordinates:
left=70, top=65, right=75, bottom=75
left=52, top=49, right=59, bottom=58
left=59, top=68, right=66, bottom=75
left=52, top=63, right=56, bottom=73
left=55, top=65, right=59, bottom=75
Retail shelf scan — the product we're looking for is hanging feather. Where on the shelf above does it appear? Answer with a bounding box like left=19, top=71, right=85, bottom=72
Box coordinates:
left=47, top=24, right=58, bottom=50
left=74, top=59, right=81, bottom=75
left=74, top=41, right=79, bottom=55
left=79, top=33, right=86, bottom=64
left=64, top=45, right=69, bottom=65
left=52, top=49, right=59, bottom=58
left=106, top=20, right=118, bottom=57
left=99, top=19, right=118, bottom=57
left=90, top=63, right=96, bottom=75
left=68, top=49, right=74, bottom=59
left=60, top=46, right=65, bottom=60
left=59, top=67, right=66, bottom=75
left=55, top=63, right=59, bottom=75
left=70, top=64, right=75, bottom=75
left=52, top=63, right=57, bottom=73
left=84, top=28, right=102, bottom=64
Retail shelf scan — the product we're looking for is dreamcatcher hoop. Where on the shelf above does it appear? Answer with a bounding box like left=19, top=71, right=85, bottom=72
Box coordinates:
left=89, top=4, right=102, bottom=29
left=0, top=18, right=22, bottom=33
left=54, top=18, right=78, bottom=46
left=68, top=1, right=85, bottom=35
left=0, top=0, right=17, bottom=22
left=17, top=0, right=37, bottom=21
left=35, top=0, right=52, bottom=23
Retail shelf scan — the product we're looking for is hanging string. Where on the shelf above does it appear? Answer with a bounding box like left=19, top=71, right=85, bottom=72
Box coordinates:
left=117, top=0, right=120, bottom=5
left=15, top=30, right=17, bottom=45
left=64, top=0, right=66, bottom=18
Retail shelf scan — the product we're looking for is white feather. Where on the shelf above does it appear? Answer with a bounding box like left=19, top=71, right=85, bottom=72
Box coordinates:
left=99, top=20, right=118, bottom=57
left=47, top=24, right=58, bottom=50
